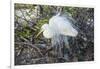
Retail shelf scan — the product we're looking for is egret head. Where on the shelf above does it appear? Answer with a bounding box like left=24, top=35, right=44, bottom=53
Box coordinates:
left=36, top=24, right=53, bottom=39
left=41, top=24, right=49, bottom=31
left=42, top=24, right=54, bottom=38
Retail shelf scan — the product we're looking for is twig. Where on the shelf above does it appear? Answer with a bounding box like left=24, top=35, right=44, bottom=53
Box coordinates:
left=15, top=42, right=44, bottom=57
left=20, top=9, right=29, bottom=23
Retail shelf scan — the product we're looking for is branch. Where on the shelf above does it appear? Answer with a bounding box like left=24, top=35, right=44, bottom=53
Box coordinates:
left=15, top=42, right=44, bottom=57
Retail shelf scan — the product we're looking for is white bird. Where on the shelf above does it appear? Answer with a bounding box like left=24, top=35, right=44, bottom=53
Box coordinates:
left=36, top=13, right=78, bottom=39
left=36, top=13, right=78, bottom=58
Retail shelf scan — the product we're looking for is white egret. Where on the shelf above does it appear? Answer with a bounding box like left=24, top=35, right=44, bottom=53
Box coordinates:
left=36, top=12, right=78, bottom=58
left=36, top=13, right=78, bottom=38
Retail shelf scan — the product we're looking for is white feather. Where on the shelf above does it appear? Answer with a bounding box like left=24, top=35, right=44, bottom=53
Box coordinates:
left=41, top=13, right=78, bottom=38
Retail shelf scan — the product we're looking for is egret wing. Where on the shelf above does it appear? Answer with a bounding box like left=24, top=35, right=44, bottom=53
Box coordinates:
left=49, top=15, right=78, bottom=37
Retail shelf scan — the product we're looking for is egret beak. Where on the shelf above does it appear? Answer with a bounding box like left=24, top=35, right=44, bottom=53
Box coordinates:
left=35, top=29, right=43, bottom=38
